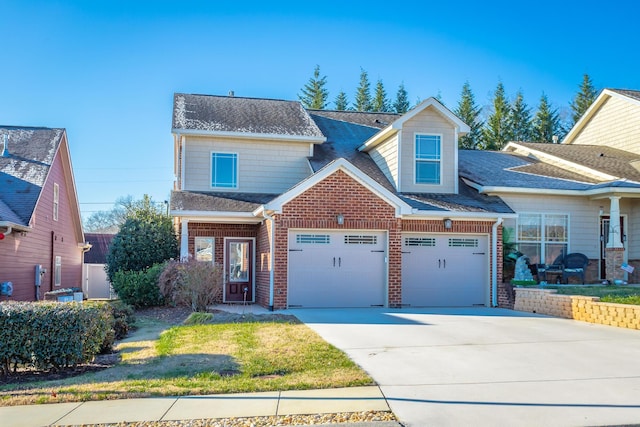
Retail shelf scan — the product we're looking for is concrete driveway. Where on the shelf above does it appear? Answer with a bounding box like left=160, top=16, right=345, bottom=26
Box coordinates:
left=287, top=307, right=640, bottom=427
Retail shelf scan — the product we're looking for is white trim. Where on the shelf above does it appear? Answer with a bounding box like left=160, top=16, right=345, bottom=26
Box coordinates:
left=397, top=131, right=403, bottom=190
left=477, top=184, right=640, bottom=199
left=173, top=211, right=263, bottom=224
left=454, top=128, right=459, bottom=194
left=172, top=128, right=326, bottom=144
left=180, top=135, right=186, bottom=189
left=264, top=158, right=413, bottom=217
left=180, top=219, right=189, bottom=260
left=403, top=211, right=517, bottom=220
left=223, top=237, right=256, bottom=304
left=413, top=132, right=443, bottom=186
left=53, top=183, right=59, bottom=222
left=210, top=151, right=239, bottom=189
left=358, top=97, right=470, bottom=152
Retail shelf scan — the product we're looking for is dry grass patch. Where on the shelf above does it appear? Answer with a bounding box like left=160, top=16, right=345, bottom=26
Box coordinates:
left=0, top=313, right=372, bottom=406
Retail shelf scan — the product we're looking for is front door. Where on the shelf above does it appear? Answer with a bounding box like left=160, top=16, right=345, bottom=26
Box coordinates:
left=600, top=216, right=625, bottom=280
left=224, top=238, right=254, bottom=303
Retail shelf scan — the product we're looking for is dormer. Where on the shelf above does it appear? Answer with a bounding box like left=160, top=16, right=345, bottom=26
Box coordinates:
left=358, top=98, right=469, bottom=194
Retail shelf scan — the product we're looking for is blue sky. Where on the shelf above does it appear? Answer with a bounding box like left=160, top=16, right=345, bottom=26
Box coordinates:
left=2, top=0, right=639, bottom=221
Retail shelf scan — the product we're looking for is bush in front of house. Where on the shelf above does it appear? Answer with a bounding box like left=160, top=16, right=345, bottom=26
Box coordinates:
left=85, top=300, right=135, bottom=352
left=111, top=264, right=165, bottom=307
left=0, top=301, right=112, bottom=375
left=158, top=258, right=223, bottom=312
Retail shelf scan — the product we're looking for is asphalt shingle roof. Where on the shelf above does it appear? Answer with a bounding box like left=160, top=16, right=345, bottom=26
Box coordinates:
left=610, top=89, right=640, bottom=102
left=0, top=127, right=64, bottom=226
left=84, top=233, right=115, bottom=264
left=172, top=93, right=324, bottom=138
left=171, top=191, right=277, bottom=213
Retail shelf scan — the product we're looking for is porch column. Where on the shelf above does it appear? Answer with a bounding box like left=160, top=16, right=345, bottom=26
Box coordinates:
left=606, top=196, right=624, bottom=283
left=180, top=219, right=189, bottom=260
left=606, top=196, right=623, bottom=248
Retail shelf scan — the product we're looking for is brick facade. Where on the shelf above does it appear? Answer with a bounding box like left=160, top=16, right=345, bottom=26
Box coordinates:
left=179, top=169, right=503, bottom=310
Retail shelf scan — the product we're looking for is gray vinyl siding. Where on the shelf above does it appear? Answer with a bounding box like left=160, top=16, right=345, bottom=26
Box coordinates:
left=399, top=106, right=457, bottom=193
left=183, top=135, right=313, bottom=193
left=370, top=134, right=399, bottom=190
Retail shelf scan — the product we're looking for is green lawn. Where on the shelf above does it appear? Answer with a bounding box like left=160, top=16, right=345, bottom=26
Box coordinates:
left=0, top=316, right=373, bottom=406
left=547, top=285, right=640, bottom=305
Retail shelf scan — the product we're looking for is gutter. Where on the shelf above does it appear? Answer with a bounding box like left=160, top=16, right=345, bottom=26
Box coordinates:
left=492, top=217, right=504, bottom=307
left=0, top=225, right=11, bottom=240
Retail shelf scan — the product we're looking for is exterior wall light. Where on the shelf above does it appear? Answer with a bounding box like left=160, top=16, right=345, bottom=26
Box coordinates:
left=443, top=218, right=452, bottom=229
left=337, top=214, right=344, bottom=225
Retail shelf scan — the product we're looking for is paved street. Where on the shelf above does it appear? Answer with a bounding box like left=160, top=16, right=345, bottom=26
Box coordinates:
left=289, top=307, right=640, bottom=427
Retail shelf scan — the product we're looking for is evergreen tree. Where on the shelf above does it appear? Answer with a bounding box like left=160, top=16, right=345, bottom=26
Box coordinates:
left=531, top=93, right=563, bottom=143
left=354, top=68, right=372, bottom=112
left=298, top=65, right=329, bottom=109
left=393, top=82, right=410, bottom=114
left=509, top=90, right=532, bottom=142
left=334, top=90, right=349, bottom=111
left=372, top=79, right=390, bottom=112
left=454, top=81, right=483, bottom=149
left=570, top=74, right=598, bottom=125
left=482, top=82, right=512, bottom=150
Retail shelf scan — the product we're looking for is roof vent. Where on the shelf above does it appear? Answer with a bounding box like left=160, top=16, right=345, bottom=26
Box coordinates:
left=1, top=134, right=9, bottom=157
left=228, top=90, right=235, bottom=97
left=552, top=135, right=559, bottom=144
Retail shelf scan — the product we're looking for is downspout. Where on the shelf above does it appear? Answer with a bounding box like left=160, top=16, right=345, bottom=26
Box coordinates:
left=0, top=226, right=12, bottom=239
left=492, top=217, right=504, bottom=307
left=262, top=210, right=276, bottom=311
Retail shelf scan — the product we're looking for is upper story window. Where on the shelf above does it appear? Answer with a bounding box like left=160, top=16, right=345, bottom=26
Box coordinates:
left=53, top=183, right=59, bottom=221
left=211, top=152, right=238, bottom=188
left=415, top=134, right=441, bottom=185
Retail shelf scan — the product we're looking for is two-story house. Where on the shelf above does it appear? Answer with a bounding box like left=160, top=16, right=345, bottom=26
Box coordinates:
left=0, top=127, right=87, bottom=301
left=170, top=93, right=515, bottom=310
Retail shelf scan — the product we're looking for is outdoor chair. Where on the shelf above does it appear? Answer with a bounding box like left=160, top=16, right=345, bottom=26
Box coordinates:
left=536, top=254, right=564, bottom=283
left=561, top=253, right=589, bottom=284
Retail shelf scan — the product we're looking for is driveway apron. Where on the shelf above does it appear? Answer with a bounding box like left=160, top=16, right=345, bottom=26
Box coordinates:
left=288, top=307, right=640, bottom=427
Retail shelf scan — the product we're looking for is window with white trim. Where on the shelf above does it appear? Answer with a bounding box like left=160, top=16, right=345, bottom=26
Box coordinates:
left=517, top=213, right=568, bottom=265
left=54, top=256, right=62, bottom=287
left=415, top=134, right=441, bottom=184
left=53, top=183, right=59, bottom=221
left=195, top=237, right=214, bottom=262
left=211, top=152, right=237, bottom=188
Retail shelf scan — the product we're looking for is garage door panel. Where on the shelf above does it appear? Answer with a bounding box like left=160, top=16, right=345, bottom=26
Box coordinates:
left=288, top=231, right=386, bottom=308
left=402, top=234, right=488, bottom=307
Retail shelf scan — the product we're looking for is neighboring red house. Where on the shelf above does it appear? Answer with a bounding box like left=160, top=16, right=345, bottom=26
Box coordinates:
left=0, top=127, right=87, bottom=301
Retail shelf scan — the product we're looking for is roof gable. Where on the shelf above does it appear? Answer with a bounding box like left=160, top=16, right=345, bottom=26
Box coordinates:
left=359, top=97, right=470, bottom=152
left=0, top=127, right=64, bottom=226
left=172, top=93, right=325, bottom=142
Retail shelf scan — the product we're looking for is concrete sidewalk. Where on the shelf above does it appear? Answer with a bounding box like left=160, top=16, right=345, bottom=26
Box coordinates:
left=0, top=386, right=397, bottom=427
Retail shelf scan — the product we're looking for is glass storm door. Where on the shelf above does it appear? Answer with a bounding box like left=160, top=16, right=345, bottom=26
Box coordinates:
left=224, top=239, right=253, bottom=302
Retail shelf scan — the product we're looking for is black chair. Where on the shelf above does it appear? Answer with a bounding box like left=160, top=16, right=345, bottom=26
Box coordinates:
left=536, top=254, right=564, bottom=283
left=562, top=253, right=589, bottom=284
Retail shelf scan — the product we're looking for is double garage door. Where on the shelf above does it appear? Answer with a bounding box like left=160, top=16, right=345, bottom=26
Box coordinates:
left=287, top=230, right=488, bottom=308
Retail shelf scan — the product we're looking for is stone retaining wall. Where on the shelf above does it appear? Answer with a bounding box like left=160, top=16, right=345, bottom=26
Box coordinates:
left=514, top=287, right=640, bottom=330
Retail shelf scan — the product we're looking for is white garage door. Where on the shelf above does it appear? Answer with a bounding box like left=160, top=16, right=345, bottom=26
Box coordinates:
left=288, top=230, right=386, bottom=308
left=402, top=234, right=488, bottom=307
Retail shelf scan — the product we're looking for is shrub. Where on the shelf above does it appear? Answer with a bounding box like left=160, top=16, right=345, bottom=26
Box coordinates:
left=0, top=301, right=112, bottom=374
left=85, top=300, right=135, bottom=352
left=111, top=264, right=164, bottom=307
left=159, top=258, right=223, bottom=312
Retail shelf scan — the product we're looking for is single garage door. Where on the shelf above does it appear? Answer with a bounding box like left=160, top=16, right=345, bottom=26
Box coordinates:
left=288, top=230, right=386, bottom=308
left=402, top=234, right=488, bottom=307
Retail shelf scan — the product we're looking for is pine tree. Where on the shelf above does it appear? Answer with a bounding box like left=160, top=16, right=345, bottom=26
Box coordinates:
left=372, top=80, right=390, bottom=112
left=334, top=90, right=349, bottom=111
left=509, top=90, right=532, bottom=142
left=570, top=74, right=598, bottom=125
left=393, top=82, right=410, bottom=114
left=482, top=82, right=512, bottom=150
left=354, top=68, right=372, bottom=112
left=531, top=93, right=563, bottom=143
left=454, top=81, right=483, bottom=149
left=298, top=65, right=329, bottom=109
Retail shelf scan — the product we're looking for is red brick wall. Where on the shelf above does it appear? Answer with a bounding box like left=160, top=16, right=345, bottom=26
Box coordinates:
left=0, top=139, right=84, bottom=301
left=274, top=169, right=401, bottom=309
left=186, top=223, right=258, bottom=266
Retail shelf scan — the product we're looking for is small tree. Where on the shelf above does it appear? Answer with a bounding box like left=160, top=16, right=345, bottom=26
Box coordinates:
left=393, top=82, right=410, bottom=114
left=482, top=81, right=511, bottom=150
left=354, top=68, right=372, bottom=112
left=372, top=79, right=390, bottom=112
left=531, top=93, right=563, bottom=143
left=570, top=74, right=598, bottom=126
left=106, top=195, right=178, bottom=283
left=298, top=65, right=329, bottom=109
left=509, top=90, right=532, bottom=142
left=334, top=90, right=349, bottom=110
left=454, top=81, right=483, bottom=149
left=159, top=259, right=223, bottom=312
